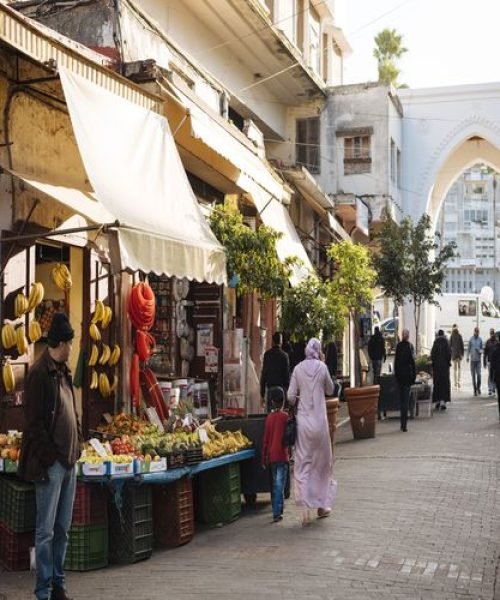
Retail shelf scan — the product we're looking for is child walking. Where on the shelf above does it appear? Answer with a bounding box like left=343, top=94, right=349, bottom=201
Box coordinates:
left=261, top=387, right=289, bottom=523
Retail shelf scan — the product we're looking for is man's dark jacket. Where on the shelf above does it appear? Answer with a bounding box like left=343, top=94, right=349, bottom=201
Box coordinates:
left=18, top=349, right=82, bottom=482
left=394, top=340, right=416, bottom=386
left=260, top=346, right=290, bottom=398
left=368, top=332, right=386, bottom=361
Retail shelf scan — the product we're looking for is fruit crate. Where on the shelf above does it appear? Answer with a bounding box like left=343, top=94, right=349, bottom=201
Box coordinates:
left=0, top=476, right=36, bottom=532
left=184, top=447, right=203, bottom=465
left=64, top=523, right=108, bottom=571
left=0, top=519, right=34, bottom=571
left=108, top=484, right=153, bottom=564
left=196, top=463, right=241, bottom=526
left=152, top=477, right=194, bottom=548
left=72, top=481, right=108, bottom=526
left=165, top=452, right=185, bottom=469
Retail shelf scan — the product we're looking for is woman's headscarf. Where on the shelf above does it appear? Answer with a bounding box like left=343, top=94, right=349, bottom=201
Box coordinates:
left=305, top=338, right=321, bottom=360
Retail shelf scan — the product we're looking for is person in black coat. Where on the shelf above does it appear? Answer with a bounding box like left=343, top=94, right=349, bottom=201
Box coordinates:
left=394, top=328, right=416, bottom=432
left=490, top=332, right=500, bottom=419
left=431, top=329, right=452, bottom=410
left=260, top=331, right=290, bottom=412
left=367, top=327, right=386, bottom=385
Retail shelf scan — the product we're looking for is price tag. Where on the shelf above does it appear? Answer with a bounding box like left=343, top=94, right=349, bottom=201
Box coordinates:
left=88, top=438, right=108, bottom=458
left=198, top=428, right=209, bottom=444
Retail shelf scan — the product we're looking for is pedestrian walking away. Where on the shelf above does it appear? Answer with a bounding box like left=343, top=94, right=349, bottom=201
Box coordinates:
left=287, top=338, right=337, bottom=527
left=467, top=327, right=483, bottom=396
left=489, top=333, right=500, bottom=419
left=394, top=329, right=416, bottom=432
left=17, top=312, right=82, bottom=600
left=367, top=326, right=386, bottom=385
left=260, top=331, right=290, bottom=413
left=449, top=324, right=464, bottom=388
left=431, top=329, right=452, bottom=411
left=261, top=387, right=289, bottom=523
left=484, top=328, right=497, bottom=396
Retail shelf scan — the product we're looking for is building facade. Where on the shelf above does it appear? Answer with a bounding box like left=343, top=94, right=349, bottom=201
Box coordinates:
left=438, top=165, right=500, bottom=298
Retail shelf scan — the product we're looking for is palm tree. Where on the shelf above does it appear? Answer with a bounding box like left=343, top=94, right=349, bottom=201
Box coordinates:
left=373, top=28, right=407, bottom=87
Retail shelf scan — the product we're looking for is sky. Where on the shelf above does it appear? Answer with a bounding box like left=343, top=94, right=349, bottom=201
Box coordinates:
left=339, top=0, right=500, bottom=89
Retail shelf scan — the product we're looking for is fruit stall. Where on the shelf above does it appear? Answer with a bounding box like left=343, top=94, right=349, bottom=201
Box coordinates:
left=0, top=413, right=255, bottom=571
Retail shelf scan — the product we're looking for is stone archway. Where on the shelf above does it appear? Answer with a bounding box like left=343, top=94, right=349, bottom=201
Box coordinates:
left=399, top=84, right=500, bottom=351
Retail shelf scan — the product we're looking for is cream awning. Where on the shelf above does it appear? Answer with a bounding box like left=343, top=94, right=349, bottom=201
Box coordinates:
left=58, top=68, right=226, bottom=285
left=243, top=176, right=314, bottom=286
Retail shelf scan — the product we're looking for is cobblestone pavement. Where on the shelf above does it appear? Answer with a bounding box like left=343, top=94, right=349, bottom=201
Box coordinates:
left=2, top=384, right=500, bottom=600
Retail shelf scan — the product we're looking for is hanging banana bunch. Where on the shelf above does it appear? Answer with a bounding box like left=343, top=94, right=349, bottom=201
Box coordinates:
left=51, top=263, right=72, bottom=290
left=2, top=360, right=15, bottom=393
left=26, top=282, right=44, bottom=313
left=1, top=323, right=17, bottom=350
left=14, top=293, right=29, bottom=318
left=16, top=325, right=29, bottom=356
left=98, top=372, right=111, bottom=397
left=101, top=306, right=113, bottom=329
left=28, top=320, right=42, bottom=343
left=108, top=344, right=121, bottom=366
left=98, top=344, right=111, bottom=366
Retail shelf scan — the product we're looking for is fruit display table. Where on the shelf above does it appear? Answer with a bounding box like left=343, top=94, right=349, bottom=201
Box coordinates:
left=80, top=449, right=255, bottom=485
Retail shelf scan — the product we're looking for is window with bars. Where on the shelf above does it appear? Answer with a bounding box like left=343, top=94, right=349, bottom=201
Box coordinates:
left=343, top=135, right=371, bottom=174
left=296, top=117, right=320, bottom=174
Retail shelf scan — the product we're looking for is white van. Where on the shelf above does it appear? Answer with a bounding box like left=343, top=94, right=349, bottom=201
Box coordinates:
left=434, top=293, right=500, bottom=337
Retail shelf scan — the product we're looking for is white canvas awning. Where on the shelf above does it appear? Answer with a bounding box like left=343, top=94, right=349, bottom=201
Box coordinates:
left=58, top=68, right=226, bottom=285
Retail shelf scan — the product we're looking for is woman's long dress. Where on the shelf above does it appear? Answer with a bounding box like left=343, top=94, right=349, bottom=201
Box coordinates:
left=287, top=359, right=337, bottom=509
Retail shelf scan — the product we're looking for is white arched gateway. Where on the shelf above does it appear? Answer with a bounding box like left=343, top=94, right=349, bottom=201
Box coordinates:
left=399, top=82, right=500, bottom=351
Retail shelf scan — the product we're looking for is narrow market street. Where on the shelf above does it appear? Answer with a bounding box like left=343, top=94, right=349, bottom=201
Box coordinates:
left=3, top=381, right=500, bottom=600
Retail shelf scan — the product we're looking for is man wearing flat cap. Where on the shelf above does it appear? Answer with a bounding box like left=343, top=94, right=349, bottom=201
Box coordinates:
left=18, top=312, right=82, bottom=600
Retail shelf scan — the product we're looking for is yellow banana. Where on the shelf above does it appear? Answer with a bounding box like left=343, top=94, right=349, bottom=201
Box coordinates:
left=51, top=264, right=72, bottom=290
left=89, top=323, right=101, bottom=342
left=27, top=282, right=44, bottom=312
left=90, top=369, right=98, bottom=390
left=1, top=324, right=17, bottom=350
left=88, top=344, right=99, bottom=367
left=98, top=373, right=110, bottom=397
left=2, top=361, right=15, bottom=393
left=101, top=306, right=113, bottom=329
left=108, top=344, right=121, bottom=366
left=98, top=344, right=111, bottom=366
left=15, top=293, right=29, bottom=318
left=91, top=300, right=104, bottom=324
left=28, top=320, right=42, bottom=343
left=16, top=325, right=28, bottom=356
left=110, top=374, right=118, bottom=393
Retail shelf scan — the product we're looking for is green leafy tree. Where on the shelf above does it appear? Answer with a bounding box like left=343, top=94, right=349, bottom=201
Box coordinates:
left=280, top=275, right=344, bottom=343
left=373, top=211, right=457, bottom=354
left=327, top=241, right=377, bottom=385
left=373, top=28, right=407, bottom=87
left=209, top=201, right=296, bottom=301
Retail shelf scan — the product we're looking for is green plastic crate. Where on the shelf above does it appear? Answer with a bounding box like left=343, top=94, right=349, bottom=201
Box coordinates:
left=0, top=477, right=36, bottom=533
left=197, top=463, right=241, bottom=526
left=108, top=484, right=153, bottom=564
left=64, top=523, right=108, bottom=571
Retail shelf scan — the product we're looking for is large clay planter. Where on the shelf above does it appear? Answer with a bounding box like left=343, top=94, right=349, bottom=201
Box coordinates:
left=345, top=385, right=380, bottom=440
left=325, top=398, right=339, bottom=453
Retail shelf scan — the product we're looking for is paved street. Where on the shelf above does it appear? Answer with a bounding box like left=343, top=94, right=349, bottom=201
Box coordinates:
left=3, top=381, right=500, bottom=600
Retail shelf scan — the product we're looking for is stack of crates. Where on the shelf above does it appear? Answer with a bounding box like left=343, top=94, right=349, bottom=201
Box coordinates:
left=196, top=463, right=241, bottom=527
left=152, top=477, right=194, bottom=548
left=108, top=484, right=153, bottom=564
left=65, top=481, right=108, bottom=571
left=0, top=476, right=36, bottom=570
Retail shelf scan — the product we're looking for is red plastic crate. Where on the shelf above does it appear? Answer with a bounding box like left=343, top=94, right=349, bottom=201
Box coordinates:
left=0, top=519, right=34, bottom=571
left=153, top=477, right=194, bottom=548
left=72, top=482, right=108, bottom=526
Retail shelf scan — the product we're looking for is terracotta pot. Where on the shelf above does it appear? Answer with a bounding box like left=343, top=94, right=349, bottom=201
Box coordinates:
left=325, top=398, right=339, bottom=452
left=345, top=385, right=380, bottom=440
